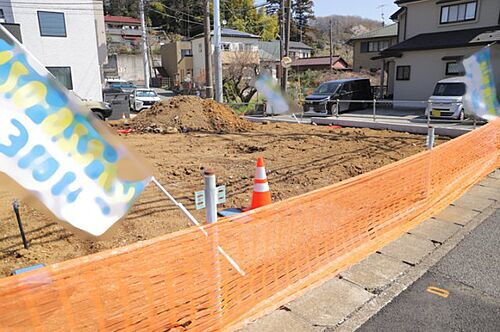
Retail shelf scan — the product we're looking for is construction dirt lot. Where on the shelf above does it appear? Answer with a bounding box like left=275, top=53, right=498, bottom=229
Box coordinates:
left=0, top=97, right=448, bottom=277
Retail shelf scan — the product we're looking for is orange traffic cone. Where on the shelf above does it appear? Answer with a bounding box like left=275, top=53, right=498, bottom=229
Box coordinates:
left=248, top=157, right=272, bottom=210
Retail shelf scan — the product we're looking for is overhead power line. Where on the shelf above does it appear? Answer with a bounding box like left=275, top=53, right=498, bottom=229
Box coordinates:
left=154, top=2, right=203, bottom=23
left=149, top=8, right=204, bottom=26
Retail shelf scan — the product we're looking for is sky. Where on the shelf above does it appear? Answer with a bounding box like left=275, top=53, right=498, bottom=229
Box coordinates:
left=313, top=0, right=400, bottom=24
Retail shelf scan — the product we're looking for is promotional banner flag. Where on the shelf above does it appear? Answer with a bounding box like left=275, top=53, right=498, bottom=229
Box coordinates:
left=255, top=75, right=297, bottom=115
left=0, top=26, right=152, bottom=237
left=462, top=46, right=499, bottom=121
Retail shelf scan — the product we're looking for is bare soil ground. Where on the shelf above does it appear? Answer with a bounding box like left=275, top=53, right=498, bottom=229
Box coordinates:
left=0, top=123, right=447, bottom=277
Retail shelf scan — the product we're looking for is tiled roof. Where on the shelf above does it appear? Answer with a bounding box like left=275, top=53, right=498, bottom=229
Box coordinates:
left=104, top=16, right=141, bottom=24
left=258, top=40, right=313, bottom=61
left=290, top=41, right=313, bottom=50
left=192, top=28, right=260, bottom=40
left=395, top=0, right=421, bottom=4
left=291, top=56, right=347, bottom=67
left=382, top=25, right=500, bottom=53
left=389, top=7, right=405, bottom=20
left=221, top=28, right=260, bottom=38
left=350, top=23, right=398, bottom=40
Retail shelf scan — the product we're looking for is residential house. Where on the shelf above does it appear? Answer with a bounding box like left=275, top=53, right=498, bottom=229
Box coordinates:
left=289, top=56, right=349, bottom=72
left=104, top=15, right=141, bottom=50
left=191, top=28, right=260, bottom=87
left=258, top=40, right=313, bottom=60
left=380, top=0, right=500, bottom=107
left=103, top=15, right=164, bottom=85
left=257, top=40, right=314, bottom=79
left=160, top=41, right=194, bottom=86
left=349, top=23, right=398, bottom=72
left=0, top=0, right=107, bottom=101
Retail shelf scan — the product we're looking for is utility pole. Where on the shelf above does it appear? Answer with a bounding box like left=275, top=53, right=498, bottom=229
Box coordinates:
left=139, top=0, right=150, bottom=88
left=279, top=0, right=284, bottom=86
left=203, top=0, right=213, bottom=99
left=281, top=0, right=291, bottom=92
left=329, top=19, right=334, bottom=70
left=213, top=0, right=223, bottom=102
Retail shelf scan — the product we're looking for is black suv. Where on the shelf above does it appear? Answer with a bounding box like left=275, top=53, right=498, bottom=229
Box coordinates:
left=303, top=78, right=373, bottom=116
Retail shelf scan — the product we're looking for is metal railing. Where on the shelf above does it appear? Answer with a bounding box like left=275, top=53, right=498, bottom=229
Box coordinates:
left=229, top=99, right=482, bottom=128
left=302, top=99, right=480, bottom=127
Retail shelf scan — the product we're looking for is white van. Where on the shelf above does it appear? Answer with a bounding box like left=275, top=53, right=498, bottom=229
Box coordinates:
left=425, top=77, right=467, bottom=120
left=130, top=89, right=161, bottom=112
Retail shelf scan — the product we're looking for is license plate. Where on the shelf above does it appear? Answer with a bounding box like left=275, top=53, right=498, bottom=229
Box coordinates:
left=309, top=106, right=314, bottom=112
left=431, top=109, right=441, bottom=117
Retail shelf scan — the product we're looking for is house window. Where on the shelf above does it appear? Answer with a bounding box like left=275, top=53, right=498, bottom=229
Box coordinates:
left=396, top=66, right=411, bottom=80
left=181, top=49, right=192, bottom=57
left=445, top=61, right=465, bottom=75
left=440, top=1, right=477, bottom=24
left=46, top=67, right=73, bottom=90
left=38, top=11, right=66, bottom=37
left=0, top=9, right=5, bottom=23
left=361, top=40, right=390, bottom=53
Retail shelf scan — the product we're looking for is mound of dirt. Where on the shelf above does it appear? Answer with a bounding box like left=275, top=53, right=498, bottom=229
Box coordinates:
left=130, top=96, right=254, bottom=134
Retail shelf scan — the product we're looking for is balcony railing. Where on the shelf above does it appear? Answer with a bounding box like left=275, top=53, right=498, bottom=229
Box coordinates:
left=106, top=28, right=142, bottom=36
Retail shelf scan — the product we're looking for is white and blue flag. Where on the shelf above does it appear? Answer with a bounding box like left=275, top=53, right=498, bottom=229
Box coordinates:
left=0, top=26, right=151, bottom=237
left=462, top=46, right=499, bottom=121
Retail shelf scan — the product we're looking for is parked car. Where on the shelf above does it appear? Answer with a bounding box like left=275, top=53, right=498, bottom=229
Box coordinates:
left=110, top=82, right=137, bottom=93
left=84, top=99, right=112, bottom=120
left=71, top=91, right=113, bottom=121
left=72, top=92, right=112, bottom=120
left=130, top=89, right=161, bottom=112
left=425, top=77, right=467, bottom=120
left=303, top=78, right=373, bottom=116
left=105, top=79, right=137, bottom=93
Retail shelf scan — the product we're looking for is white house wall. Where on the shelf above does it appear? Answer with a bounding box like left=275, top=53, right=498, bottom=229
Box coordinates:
left=393, top=46, right=482, bottom=108
left=8, top=0, right=104, bottom=101
left=192, top=37, right=205, bottom=86
left=404, top=0, right=500, bottom=40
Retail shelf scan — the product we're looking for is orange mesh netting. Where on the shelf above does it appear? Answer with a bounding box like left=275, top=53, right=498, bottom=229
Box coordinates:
left=0, top=120, right=498, bottom=331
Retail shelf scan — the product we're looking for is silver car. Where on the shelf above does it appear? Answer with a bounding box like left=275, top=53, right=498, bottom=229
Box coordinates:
left=425, top=77, right=467, bottom=120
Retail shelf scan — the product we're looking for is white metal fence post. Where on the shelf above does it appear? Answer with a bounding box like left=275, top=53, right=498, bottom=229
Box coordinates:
left=372, top=98, right=376, bottom=122
left=426, top=100, right=431, bottom=127
left=204, top=169, right=217, bottom=224
left=426, top=126, right=435, bottom=150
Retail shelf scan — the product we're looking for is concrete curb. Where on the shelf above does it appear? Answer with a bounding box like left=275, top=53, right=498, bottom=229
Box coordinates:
left=244, top=116, right=310, bottom=124
left=310, top=118, right=470, bottom=138
left=243, top=115, right=472, bottom=138
left=333, top=201, right=499, bottom=332
left=241, top=171, right=499, bottom=332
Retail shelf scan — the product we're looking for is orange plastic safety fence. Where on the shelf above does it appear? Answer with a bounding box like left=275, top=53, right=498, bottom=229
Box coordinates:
left=0, top=121, right=498, bottom=331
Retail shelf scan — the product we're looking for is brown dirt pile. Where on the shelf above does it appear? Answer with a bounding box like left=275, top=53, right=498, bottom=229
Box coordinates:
left=131, top=96, right=254, bottom=134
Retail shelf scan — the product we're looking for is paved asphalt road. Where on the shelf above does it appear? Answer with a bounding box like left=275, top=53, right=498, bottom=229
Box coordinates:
left=358, top=208, right=500, bottom=331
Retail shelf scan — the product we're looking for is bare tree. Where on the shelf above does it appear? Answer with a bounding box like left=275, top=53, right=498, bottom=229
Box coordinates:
left=222, top=50, right=265, bottom=103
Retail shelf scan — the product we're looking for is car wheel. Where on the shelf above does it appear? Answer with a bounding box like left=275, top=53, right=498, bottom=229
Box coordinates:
left=329, top=104, right=338, bottom=116
left=92, top=110, right=104, bottom=121
left=458, top=109, right=465, bottom=121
